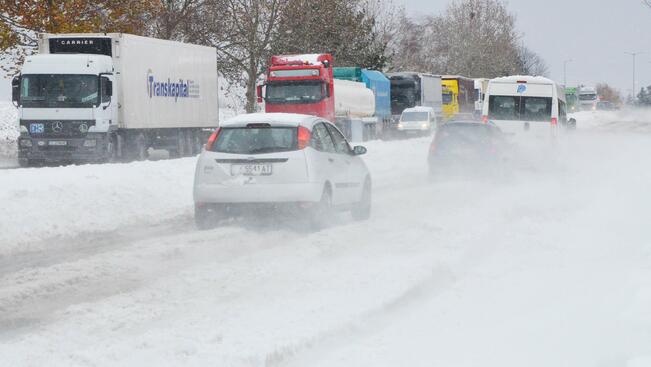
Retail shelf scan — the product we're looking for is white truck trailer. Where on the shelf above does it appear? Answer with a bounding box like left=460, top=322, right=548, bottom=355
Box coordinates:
left=11, top=33, right=219, bottom=166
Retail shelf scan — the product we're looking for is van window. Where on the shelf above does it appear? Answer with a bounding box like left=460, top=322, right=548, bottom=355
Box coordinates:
left=401, top=111, right=429, bottom=122
left=521, top=97, right=552, bottom=121
left=489, top=95, right=553, bottom=122
left=489, top=96, right=519, bottom=120
left=211, top=127, right=297, bottom=154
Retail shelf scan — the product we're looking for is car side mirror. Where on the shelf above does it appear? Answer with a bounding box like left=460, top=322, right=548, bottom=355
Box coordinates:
left=568, top=118, right=577, bottom=130
left=11, top=76, right=20, bottom=104
left=352, top=145, right=367, bottom=156
left=105, top=80, right=113, bottom=97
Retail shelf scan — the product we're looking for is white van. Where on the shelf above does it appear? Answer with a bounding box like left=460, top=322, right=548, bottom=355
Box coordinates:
left=482, top=76, right=571, bottom=134
left=397, top=106, right=436, bottom=134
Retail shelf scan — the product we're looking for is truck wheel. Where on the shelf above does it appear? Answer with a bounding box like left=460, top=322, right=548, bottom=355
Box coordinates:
left=106, top=134, right=118, bottom=163
left=172, top=130, right=186, bottom=158
left=132, top=134, right=148, bottom=161
left=185, top=130, right=196, bottom=156
left=351, top=179, right=371, bottom=221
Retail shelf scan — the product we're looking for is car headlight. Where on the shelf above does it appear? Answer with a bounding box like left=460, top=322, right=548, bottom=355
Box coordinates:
left=83, top=139, right=97, bottom=147
left=19, top=139, right=32, bottom=147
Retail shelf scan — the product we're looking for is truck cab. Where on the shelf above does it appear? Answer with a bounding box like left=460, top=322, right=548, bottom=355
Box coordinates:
left=258, top=54, right=335, bottom=122
left=13, top=52, right=117, bottom=165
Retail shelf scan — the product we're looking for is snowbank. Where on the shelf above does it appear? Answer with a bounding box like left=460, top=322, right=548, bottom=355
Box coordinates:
left=571, top=108, right=651, bottom=133
left=0, top=101, right=18, bottom=158
left=0, top=158, right=197, bottom=254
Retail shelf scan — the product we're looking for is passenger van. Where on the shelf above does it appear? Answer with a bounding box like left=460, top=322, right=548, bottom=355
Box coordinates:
left=397, top=106, right=436, bottom=134
left=482, top=76, right=570, bottom=134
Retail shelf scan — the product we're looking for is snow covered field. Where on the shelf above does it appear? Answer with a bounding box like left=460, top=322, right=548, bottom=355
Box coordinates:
left=1, top=112, right=651, bottom=366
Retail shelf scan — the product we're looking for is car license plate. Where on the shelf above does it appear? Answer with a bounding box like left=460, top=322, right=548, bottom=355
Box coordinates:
left=48, top=140, right=68, bottom=146
left=231, top=163, right=272, bottom=176
left=30, top=123, right=45, bottom=134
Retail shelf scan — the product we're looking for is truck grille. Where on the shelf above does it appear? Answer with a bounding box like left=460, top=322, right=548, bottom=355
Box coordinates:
left=21, top=120, right=96, bottom=138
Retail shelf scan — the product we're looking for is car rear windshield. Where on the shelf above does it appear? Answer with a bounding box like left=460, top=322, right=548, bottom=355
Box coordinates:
left=211, top=127, right=298, bottom=154
left=489, top=95, right=552, bottom=122
left=401, top=111, right=429, bottom=122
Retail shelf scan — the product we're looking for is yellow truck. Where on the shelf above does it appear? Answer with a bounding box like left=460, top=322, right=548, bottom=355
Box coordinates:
left=441, top=75, right=476, bottom=120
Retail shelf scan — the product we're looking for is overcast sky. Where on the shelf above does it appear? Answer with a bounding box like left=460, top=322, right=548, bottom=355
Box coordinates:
left=401, top=0, right=651, bottom=96
left=1, top=1, right=650, bottom=100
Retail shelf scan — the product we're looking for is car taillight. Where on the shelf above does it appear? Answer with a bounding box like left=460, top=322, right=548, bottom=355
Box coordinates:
left=297, top=126, right=311, bottom=149
left=482, top=115, right=489, bottom=123
left=551, top=117, right=558, bottom=126
left=205, top=127, right=221, bottom=151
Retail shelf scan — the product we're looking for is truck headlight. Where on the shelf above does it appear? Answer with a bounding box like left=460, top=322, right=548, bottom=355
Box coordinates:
left=83, top=139, right=97, bottom=147
left=19, top=139, right=32, bottom=147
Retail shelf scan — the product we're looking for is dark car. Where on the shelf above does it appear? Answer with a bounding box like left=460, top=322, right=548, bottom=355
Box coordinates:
left=596, top=101, right=618, bottom=111
left=428, top=120, right=505, bottom=178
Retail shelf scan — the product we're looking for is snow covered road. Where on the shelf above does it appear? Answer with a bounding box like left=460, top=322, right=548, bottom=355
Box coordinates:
left=1, top=116, right=651, bottom=366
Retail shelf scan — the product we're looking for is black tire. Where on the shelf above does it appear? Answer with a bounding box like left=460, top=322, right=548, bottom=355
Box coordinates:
left=128, top=133, right=148, bottom=162
left=351, top=179, right=372, bottom=221
left=174, top=130, right=187, bottom=158
left=310, top=187, right=333, bottom=230
left=195, top=204, right=220, bottom=230
left=105, top=134, right=118, bottom=163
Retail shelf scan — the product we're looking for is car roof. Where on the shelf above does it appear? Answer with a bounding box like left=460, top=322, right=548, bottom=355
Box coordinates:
left=220, top=113, right=322, bottom=128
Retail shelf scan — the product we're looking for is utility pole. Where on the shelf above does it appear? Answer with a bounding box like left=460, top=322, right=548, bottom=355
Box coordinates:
left=563, top=59, right=573, bottom=86
left=625, top=52, right=644, bottom=101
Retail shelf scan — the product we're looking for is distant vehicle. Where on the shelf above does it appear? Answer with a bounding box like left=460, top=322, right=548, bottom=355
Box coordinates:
left=386, top=72, right=443, bottom=125
left=257, top=54, right=376, bottom=142
left=12, top=33, right=219, bottom=166
left=474, top=78, right=490, bottom=117
left=397, top=106, right=436, bottom=135
left=579, top=87, right=599, bottom=111
left=596, top=101, right=618, bottom=111
left=565, top=87, right=580, bottom=113
left=428, top=120, right=505, bottom=177
left=193, top=113, right=372, bottom=229
left=333, top=67, right=391, bottom=140
left=482, top=75, right=574, bottom=134
left=441, top=75, right=476, bottom=120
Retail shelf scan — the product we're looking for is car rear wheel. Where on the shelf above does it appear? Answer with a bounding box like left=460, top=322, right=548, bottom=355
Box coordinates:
left=310, top=187, right=332, bottom=230
left=351, top=179, right=371, bottom=221
left=195, top=203, right=221, bottom=230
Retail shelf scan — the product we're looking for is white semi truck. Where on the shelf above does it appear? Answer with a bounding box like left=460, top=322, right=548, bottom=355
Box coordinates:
left=11, top=33, right=219, bottom=166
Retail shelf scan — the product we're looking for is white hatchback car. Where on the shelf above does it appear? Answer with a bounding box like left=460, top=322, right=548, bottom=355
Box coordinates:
left=193, top=113, right=372, bottom=229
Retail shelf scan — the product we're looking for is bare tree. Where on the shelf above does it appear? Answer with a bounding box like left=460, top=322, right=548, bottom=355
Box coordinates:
left=273, top=0, right=395, bottom=70
left=388, top=0, right=546, bottom=78
left=198, top=0, right=289, bottom=112
left=518, top=46, right=549, bottom=76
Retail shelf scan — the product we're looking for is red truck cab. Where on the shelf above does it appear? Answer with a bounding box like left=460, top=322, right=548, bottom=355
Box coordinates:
left=257, top=54, right=335, bottom=122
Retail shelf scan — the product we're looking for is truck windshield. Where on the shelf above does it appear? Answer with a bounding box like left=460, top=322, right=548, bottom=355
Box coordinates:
left=20, top=74, right=99, bottom=108
left=442, top=92, right=454, bottom=104
left=265, top=81, right=325, bottom=104
left=211, top=127, right=298, bottom=154
left=489, top=95, right=553, bottom=122
left=401, top=112, right=429, bottom=122
left=579, top=94, right=597, bottom=101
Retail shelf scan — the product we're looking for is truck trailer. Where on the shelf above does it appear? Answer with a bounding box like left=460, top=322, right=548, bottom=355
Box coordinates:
left=12, top=33, right=219, bottom=166
left=333, top=67, right=391, bottom=139
left=257, top=54, right=376, bottom=141
left=441, top=75, right=476, bottom=120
